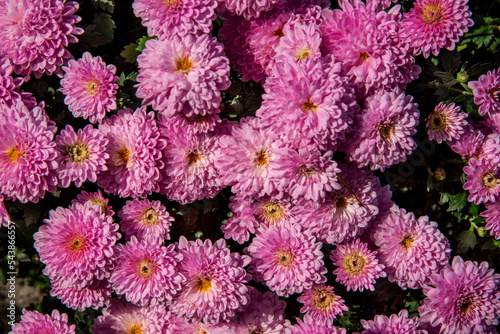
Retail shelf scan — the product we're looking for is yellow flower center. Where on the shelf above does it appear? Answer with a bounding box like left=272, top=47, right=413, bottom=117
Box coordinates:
left=482, top=172, right=498, bottom=188
left=459, top=297, right=474, bottom=315
left=400, top=234, right=414, bottom=249
left=297, top=48, right=312, bottom=61
left=175, top=56, right=193, bottom=74
left=276, top=249, right=294, bottom=267
left=422, top=4, right=443, bottom=24
left=196, top=277, right=212, bottom=293
left=69, top=236, right=84, bottom=251
left=119, top=148, right=131, bottom=165
left=360, top=52, right=370, bottom=61
left=187, top=150, right=201, bottom=165
left=313, top=288, right=335, bottom=310
left=68, top=143, right=90, bottom=162
left=429, top=113, right=445, bottom=129
left=264, top=202, right=284, bottom=221
left=379, top=123, right=393, bottom=139
left=254, top=150, right=268, bottom=166
left=138, top=260, right=155, bottom=277
left=335, top=196, right=348, bottom=210
left=130, top=323, right=143, bottom=334
left=86, top=80, right=101, bottom=94
left=142, top=208, right=158, bottom=225
left=302, top=99, right=318, bottom=112
left=345, top=253, right=365, bottom=274
left=8, top=147, right=23, bottom=163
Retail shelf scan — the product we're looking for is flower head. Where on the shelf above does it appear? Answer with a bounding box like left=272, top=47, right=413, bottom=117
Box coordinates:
left=468, top=68, right=500, bottom=116
left=359, top=309, right=425, bottom=334
left=419, top=256, right=500, bottom=333
left=55, top=124, right=109, bottom=188
left=60, top=52, right=118, bottom=124
left=297, top=284, right=348, bottom=325
left=331, top=239, right=386, bottom=292
left=0, top=0, right=83, bottom=79
left=426, top=102, right=468, bottom=143
left=401, top=0, right=474, bottom=58
left=9, top=309, right=75, bottom=334
left=463, top=157, right=500, bottom=205
left=72, top=189, right=114, bottom=217
left=49, top=277, right=113, bottom=312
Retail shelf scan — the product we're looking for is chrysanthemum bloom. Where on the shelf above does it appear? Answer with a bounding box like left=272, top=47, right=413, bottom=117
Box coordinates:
left=448, top=125, right=485, bottom=160
left=468, top=68, right=500, bottom=116
left=0, top=195, right=11, bottom=227
left=133, top=0, right=217, bottom=37
left=477, top=133, right=500, bottom=162
left=217, top=117, right=288, bottom=199
left=136, top=33, right=230, bottom=118
left=246, top=222, right=327, bottom=297
left=224, top=0, right=285, bottom=20
left=159, top=115, right=224, bottom=204
left=0, top=0, right=83, bottom=79
left=463, top=157, right=500, bottom=205
left=258, top=56, right=357, bottom=151
left=299, top=163, right=383, bottom=244
left=171, top=237, right=251, bottom=324
left=320, top=1, right=420, bottom=97
left=374, top=206, right=451, bottom=289
left=297, top=284, right=348, bottom=325
left=8, top=309, right=75, bottom=334
left=110, top=236, right=185, bottom=307
left=401, top=0, right=474, bottom=58
left=342, top=90, right=419, bottom=171
left=481, top=200, right=500, bottom=239
left=72, top=189, right=114, bottom=217
left=34, top=202, right=120, bottom=290
left=0, top=100, right=59, bottom=203
left=285, top=315, right=347, bottom=334
left=118, top=199, right=173, bottom=242
left=419, top=256, right=500, bottom=333
left=273, top=20, right=322, bottom=67
left=358, top=309, right=425, bottom=334
left=49, top=277, right=113, bottom=311
left=60, top=52, right=118, bottom=124
left=55, top=124, right=109, bottom=188
left=330, top=239, right=386, bottom=292
left=426, top=102, right=468, bottom=143
left=97, top=107, right=165, bottom=198
left=92, top=298, right=166, bottom=334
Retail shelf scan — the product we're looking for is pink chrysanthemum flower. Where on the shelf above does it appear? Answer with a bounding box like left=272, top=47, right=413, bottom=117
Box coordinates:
left=159, top=115, right=224, bottom=204
left=136, top=33, right=230, bottom=118
left=257, top=56, right=357, bottom=151
left=448, top=125, right=485, bottom=160
left=0, top=100, right=59, bottom=203
left=55, top=124, right=109, bottom=188
left=321, top=1, right=420, bottom=97
left=285, top=315, right=347, bottom=334
left=246, top=222, right=327, bottom=297
left=482, top=200, right=500, bottom=240
left=72, top=189, right=114, bottom=217
left=331, top=239, right=386, bottom=292
left=34, top=202, right=120, bottom=290
left=118, top=198, right=173, bottom=242
left=0, top=0, right=83, bottom=79
left=0, top=195, right=11, bottom=227
left=342, top=90, right=419, bottom=171
left=374, top=206, right=451, bottom=289
left=401, top=0, right=474, bottom=58
left=224, top=0, right=285, bottom=20
left=297, top=284, right=348, bottom=325
left=463, top=157, right=500, bottom=205
left=358, top=309, right=425, bottom=334
left=60, top=52, right=118, bottom=124
left=273, top=21, right=322, bottom=67
left=426, top=102, right=468, bottom=143
left=133, top=0, right=218, bottom=37
left=8, top=309, right=75, bottom=334
left=97, top=107, right=165, bottom=198
left=49, top=277, right=113, bottom=312
left=110, top=235, right=185, bottom=307
left=92, top=298, right=166, bottom=334
left=171, top=237, right=251, bottom=325
left=468, top=68, right=500, bottom=116
left=419, top=256, right=500, bottom=333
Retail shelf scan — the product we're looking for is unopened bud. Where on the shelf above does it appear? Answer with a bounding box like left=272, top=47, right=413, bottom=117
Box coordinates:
left=477, top=226, right=486, bottom=237
left=433, top=168, right=446, bottom=181
left=457, top=70, right=469, bottom=83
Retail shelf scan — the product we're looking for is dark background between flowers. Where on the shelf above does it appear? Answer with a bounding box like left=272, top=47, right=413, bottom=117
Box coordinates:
left=1, top=0, right=500, bottom=332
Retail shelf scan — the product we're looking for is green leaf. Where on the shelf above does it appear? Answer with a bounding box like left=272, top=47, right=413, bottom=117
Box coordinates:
left=447, top=192, right=467, bottom=212
left=468, top=203, right=479, bottom=216
left=482, top=238, right=500, bottom=250
left=457, top=229, right=477, bottom=253
left=453, top=93, right=467, bottom=102
left=93, top=12, right=115, bottom=42
left=120, top=43, right=140, bottom=63
left=97, top=0, right=115, bottom=13
left=117, top=71, right=139, bottom=85
left=136, top=35, right=155, bottom=52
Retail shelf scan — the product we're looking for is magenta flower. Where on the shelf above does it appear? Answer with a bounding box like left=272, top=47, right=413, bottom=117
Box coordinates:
left=482, top=200, right=500, bottom=239
left=426, top=102, right=468, bottom=143
left=55, top=124, right=109, bottom=188
left=34, top=202, right=120, bottom=290
left=374, top=206, right=451, bottom=289
left=285, top=315, right=347, bottom=334
left=9, top=309, right=75, bottom=334
left=97, top=107, right=165, bottom=198
left=342, top=90, right=419, bottom=171
left=118, top=198, right=173, bottom=242
left=0, top=0, right=83, bottom=79
left=401, top=0, right=474, bottom=58
left=331, top=239, right=386, bottom=292
left=60, top=52, right=118, bottom=124
left=419, top=256, right=500, bottom=333
left=171, top=237, right=251, bottom=325
left=358, top=309, right=424, bottom=334
left=72, top=189, right=114, bottom=217
left=273, top=21, right=322, bottom=66
left=468, top=68, right=500, bottom=116
left=245, top=222, right=327, bottom=297
left=133, top=0, right=218, bottom=37
left=448, top=125, right=485, bottom=160
left=136, top=33, right=230, bottom=118
left=0, top=100, right=59, bottom=203
left=297, top=284, right=348, bottom=325
left=49, top=277, right=113, bottom=312
left=224, top=0, right=285, bottom=20
left=463, top=157, right=500, bottom=205
left=110, top=236, right=185, bottom=307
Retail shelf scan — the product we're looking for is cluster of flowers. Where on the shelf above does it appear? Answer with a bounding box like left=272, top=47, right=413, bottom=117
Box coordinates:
left=2, top=0, right=500, bottom=333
